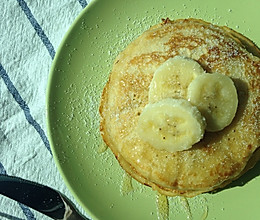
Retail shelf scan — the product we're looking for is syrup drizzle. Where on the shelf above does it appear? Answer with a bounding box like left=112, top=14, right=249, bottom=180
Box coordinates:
left=100, top=143, right=209, bottom=220
left=201, top=204, right=209, bottom=220
left=120, top=172, right=133, bottom=195
left=156, top=193, right=169, bottom=220
left=98, top=141, right=108, bottom=153
left=180, top=197, right=192, bottom=219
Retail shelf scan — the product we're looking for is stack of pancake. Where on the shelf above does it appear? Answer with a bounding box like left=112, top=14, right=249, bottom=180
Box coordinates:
left=99, top=18, right=260, bottom=197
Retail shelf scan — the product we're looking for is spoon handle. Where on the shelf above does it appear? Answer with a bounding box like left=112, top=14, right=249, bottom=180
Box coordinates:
left=0, top=174, right=88, bottom=220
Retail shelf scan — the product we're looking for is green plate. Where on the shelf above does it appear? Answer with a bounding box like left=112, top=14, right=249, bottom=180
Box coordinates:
left=46, top=0, right=260, bottom=219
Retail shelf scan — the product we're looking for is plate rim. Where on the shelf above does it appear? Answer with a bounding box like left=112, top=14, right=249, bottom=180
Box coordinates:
left=46, top=0, right=100, bottom=219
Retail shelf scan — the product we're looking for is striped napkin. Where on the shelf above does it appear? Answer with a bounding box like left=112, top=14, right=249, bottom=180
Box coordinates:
left=0, top=0, right=91, bottom=219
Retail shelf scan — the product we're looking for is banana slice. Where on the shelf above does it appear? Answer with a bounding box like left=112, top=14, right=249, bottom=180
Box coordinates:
left=149, top=56, right=205, bottom=103
left=137, top=98, right=206, bottom=152
left=187, top=73, right=238, bottom=132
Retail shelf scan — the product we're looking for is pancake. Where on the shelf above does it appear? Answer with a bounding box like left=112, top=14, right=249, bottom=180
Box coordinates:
left=99, top=18, right=260, bottom=197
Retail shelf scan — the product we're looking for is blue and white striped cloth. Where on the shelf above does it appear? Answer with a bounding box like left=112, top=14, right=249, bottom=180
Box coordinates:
left=0, top=1, right=91, bottom=219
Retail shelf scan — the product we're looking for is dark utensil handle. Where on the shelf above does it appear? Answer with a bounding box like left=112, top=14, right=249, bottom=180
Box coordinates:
left=0, top=174, right=68, bottom=219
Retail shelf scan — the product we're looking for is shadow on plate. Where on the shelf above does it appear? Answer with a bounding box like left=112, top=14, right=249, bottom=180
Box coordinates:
left=212, top=157, right=260, bottom=194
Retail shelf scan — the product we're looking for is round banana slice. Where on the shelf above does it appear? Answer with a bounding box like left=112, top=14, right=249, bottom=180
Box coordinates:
left=137, top=98, right=206, bottom=152
left=187, top=72, right=238, bottom=132
left=149, top=56, right=205, bottom=103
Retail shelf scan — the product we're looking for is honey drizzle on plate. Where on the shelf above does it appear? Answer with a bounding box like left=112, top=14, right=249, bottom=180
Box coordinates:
left=201, top=204, right=208, bottom=220
left=99, top=142, right=209, bottom=219
left=120, top=172, right=133, bottom=195
left=180, top=197, right=192, bottom=219
left=156, top=193, right=169, bottom=220
left=98, top=141, right=108, bottom=153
